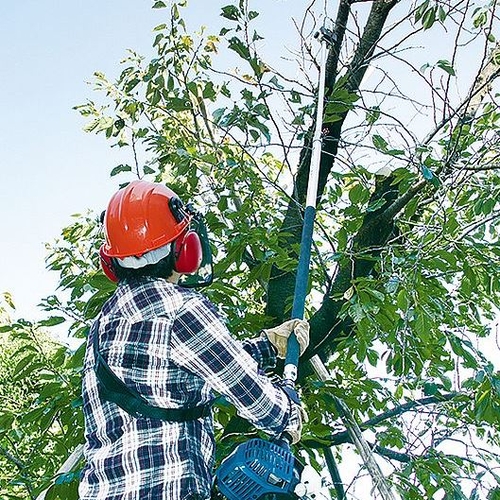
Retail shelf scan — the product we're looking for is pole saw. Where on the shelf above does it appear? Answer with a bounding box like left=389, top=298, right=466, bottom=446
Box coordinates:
left=215, top=25, right=335, bottom=500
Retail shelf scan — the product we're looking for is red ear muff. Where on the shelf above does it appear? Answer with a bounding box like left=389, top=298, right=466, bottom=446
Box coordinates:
left=174, top=231, right=203, bottom=274
left=99, top=245, right=119, bottom=283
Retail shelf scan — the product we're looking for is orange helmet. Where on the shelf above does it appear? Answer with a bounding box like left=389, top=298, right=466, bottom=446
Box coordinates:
left=101, top=180, right=191, bottom=258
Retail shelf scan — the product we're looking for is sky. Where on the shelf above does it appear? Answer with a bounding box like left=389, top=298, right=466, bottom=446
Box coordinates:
left=0, top=0, right=314, bottom=320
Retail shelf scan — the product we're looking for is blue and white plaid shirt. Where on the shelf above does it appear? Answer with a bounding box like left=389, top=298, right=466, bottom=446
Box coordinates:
left=79, top=278, right=294, bottom=500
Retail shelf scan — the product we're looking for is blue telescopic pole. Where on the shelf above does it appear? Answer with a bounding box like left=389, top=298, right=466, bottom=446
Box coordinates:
left=283, top=27, right=333, bottom=385
left=215, top=24, right=340, bottom=500
left=281, top=27, right=398, bottom=500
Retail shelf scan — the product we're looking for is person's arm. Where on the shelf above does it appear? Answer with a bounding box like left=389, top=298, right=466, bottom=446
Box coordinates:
left=240, top=319, right=310, bottom=369
left=240, top=337, right=277, bottom=371
left=169, top=295, right=290, bottom=436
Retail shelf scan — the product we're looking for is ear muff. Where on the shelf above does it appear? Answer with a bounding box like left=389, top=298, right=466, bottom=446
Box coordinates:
left=174, top=231, right=203, bottom=274
left=99, top=245, right=119, bottom=283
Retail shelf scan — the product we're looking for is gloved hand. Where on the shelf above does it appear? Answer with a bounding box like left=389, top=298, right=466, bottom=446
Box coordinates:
left=262, top=319, right=310, bottom=358
left=284, top=401, right=308, bottom=444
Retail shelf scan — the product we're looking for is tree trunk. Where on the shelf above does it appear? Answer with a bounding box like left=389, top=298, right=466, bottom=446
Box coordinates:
left=265, top=0, right=400, bottom=339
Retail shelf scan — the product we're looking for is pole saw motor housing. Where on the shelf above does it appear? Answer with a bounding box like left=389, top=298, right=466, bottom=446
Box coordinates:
left=216, top=438, right=304, bottom=499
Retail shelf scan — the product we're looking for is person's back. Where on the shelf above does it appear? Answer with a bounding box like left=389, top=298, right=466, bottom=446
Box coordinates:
left=81, top=279, right=215, bottom=499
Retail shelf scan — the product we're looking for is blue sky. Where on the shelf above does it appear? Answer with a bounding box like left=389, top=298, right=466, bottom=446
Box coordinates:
left=0, top=0, right=312, bottom=319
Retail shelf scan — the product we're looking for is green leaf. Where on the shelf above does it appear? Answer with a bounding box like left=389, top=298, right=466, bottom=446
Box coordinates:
left=366, top=106, right=381, bottom=125
left=323, top=113, right=342, bottom=124
left=397, top=289, right=409, bottom=310
left=448, top=335, right=478, bottom=368
left=202, top=81, right=216, bottom=100
left=290, top=90, right=301, bottom=103
left=372, top=134, right=388, bottom=152
left=249, top=129, right=260, bottom=142
left=422, top=6, right=437, bottom=29
left=420, top=164, right=441, bottom=187
left=489, top=487, right=500, bottom=500
left=415, top=0, right=430, bottom=23
left=39, top=316, right=66, bottom=327
left=221, top=5, right=240, bottom=21
left=437, top=59, right=456, bottom=76
left=228, top=36, right=251, bottom=60
left=438, top=6, right=447, bottom=22
left=349, top=302, right=365, bottom=322
left=394, top=384, right=403, bottom=399
left=423, top=382, right=439, bottom=396
left=109, top=163, right=131, bottom=176
left=213, top=107, right=226, bottom=123
left=13, top=354, right=36, bottom=380
left=269, top=75, right=284, bottom=90
left=83, top=119, right=99, bottom=133
left=348, top=183, right=369, bottom=204
left=367, top=349, right=379, bottom=366
left=39, top=382, right=64, bottom=401
left=168, top=97, right=192, bottom=111
left=387, top=149, right=405, bottom=157
left=366, top=197, right=386, bottom=212
left=473, top=8, right=488, bottom=28
left=421, top=164, right=434, bottom=180
left=420, top=64, right=431, bottom=76
left=3, top=291, right=16, bottom=309
left=150, top=88, right=161, bottom=106
left=152, top=1, right=167, bottom=8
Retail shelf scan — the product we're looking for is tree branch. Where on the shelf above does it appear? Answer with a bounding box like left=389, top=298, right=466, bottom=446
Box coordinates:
left=422, top=42, right=500, bottom=147
left=302, top=391, right=461, bottom=449
left=0, top=445, right=34, bottom=499
left=266, top=0, right=400, bottom=326
left=324, top=0, right=353, bottom=90
left=305, top=40, right=500, bottom=361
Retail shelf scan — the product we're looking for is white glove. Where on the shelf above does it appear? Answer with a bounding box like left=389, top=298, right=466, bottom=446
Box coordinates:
left=262, top=319, right=310, bottom=359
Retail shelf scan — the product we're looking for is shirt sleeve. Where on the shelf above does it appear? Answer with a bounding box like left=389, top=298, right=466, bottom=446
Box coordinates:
left=241, top=337, right=277, bottom=370
left=169, top=294, right=291, bottom=436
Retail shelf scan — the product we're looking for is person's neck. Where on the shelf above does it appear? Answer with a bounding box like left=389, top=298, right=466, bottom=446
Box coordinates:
left=167, top=271, right=181, bottom=284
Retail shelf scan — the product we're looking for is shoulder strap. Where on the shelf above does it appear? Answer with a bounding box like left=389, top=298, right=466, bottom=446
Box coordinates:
left=92, top=327, right=211, bottom=421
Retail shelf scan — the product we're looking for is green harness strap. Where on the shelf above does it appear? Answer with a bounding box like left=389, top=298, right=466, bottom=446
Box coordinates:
left=92, top=328, right=212, bottom=422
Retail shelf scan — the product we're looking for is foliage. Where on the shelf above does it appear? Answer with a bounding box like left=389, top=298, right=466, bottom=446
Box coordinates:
left=0, top=295, right=83, bottom=499
left=4, top=0, right=500, bottom=498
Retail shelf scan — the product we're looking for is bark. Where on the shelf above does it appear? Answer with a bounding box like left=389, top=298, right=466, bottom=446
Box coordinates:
left=265, top=0, right=400, bottom=326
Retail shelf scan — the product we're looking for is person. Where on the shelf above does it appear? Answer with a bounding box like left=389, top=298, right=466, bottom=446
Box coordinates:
left=79, top=180, right=310, bottom=500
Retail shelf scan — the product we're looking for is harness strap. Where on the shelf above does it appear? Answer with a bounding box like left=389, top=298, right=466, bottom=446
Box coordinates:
left=92, top=328, right=212, bottom=422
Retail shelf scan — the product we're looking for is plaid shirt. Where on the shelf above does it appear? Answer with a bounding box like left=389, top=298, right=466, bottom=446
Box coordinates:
left=79, top=278, right=293, bottom=500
